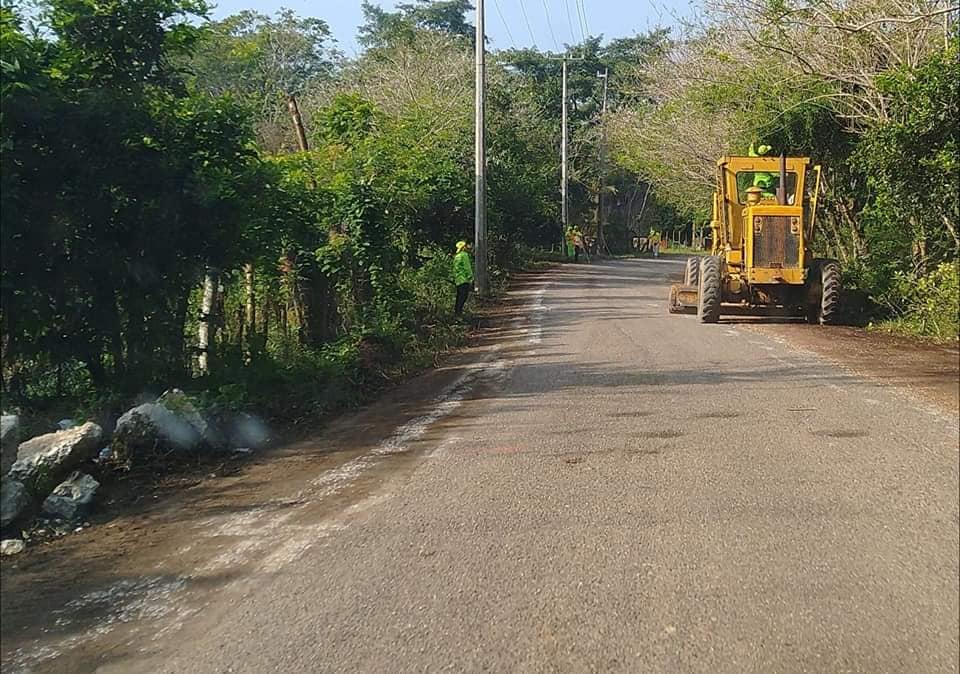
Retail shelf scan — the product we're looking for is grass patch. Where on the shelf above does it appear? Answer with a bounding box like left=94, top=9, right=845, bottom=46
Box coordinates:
left=868, top=318, right=960, bottom=344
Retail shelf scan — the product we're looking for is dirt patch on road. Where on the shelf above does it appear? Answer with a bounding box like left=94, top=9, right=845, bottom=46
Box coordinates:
left=752, top=324, right=959, bottom=414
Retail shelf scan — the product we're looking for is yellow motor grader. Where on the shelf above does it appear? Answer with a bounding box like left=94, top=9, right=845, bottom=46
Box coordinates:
left=669, top=154, right=840, bottom=324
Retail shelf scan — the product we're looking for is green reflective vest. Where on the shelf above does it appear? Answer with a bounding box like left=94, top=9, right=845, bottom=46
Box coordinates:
left=453, top=250, right=474, bottom=286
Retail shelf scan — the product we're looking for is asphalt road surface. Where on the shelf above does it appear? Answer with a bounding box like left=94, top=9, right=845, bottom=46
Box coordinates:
left=4, top=258, right=959, bottom=673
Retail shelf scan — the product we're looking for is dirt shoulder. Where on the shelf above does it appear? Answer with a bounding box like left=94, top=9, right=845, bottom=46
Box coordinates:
left=751, top=323, right=959, bottom=414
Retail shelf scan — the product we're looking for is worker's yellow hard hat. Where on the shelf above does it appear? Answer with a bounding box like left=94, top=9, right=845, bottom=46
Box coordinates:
left=456, top=240, right=468, bottom=252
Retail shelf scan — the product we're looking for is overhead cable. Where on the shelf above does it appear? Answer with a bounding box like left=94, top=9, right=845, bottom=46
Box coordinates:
left=576, top=0, right=590, bottom=39
left=516, top=0, right=539, bottom=48
left=541, top=0, right=560, bottom=51
left=563, top=0, right=578, bottom=44
left=493, top=0, right=518, bottom=48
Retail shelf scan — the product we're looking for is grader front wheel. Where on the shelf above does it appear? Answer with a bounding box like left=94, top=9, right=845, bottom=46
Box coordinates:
left=698, top=256, right=722, bottom=323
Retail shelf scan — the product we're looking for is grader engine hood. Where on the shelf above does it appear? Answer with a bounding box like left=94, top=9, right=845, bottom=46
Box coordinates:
left=746, top=205, right=805, bottom=283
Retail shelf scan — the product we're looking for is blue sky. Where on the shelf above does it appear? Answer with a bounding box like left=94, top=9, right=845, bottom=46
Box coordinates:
left=207, top=0, right=695, bottom=57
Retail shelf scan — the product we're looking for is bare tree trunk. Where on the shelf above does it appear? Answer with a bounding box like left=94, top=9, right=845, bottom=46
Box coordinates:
left=233, top=304, right=245, bottom=347
left=261, top=292, right=272, bottom=349
left=822, top=210, right=851, bottom=263
left=283, top=95, right=335, bottom=345
left=173, top=290, right=189, bottom=376
left=244, top=264, right=255, bottom=341
left=912, top=216, right=929, bottom=275
left=197, top=267, right=219, bottom=376
left=836, top=198, right=868, bottom=260
left=943, top=215, right=960, bottom=257
left=287, top=94, right=310, bottom=154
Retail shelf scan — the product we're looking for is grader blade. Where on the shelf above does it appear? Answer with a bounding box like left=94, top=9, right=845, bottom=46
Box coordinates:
left=668, top=284, right=699, bottom=313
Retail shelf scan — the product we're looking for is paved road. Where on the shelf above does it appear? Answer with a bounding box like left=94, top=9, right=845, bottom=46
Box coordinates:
left=5, top=259, right=959, bottom=673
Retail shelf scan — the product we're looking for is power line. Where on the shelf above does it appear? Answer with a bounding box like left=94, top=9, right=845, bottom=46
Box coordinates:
left=541, top=0, right=560, bottom=51
left=576, top=0, right=589, bottom=39
left=492, top=0, right=517, bottom=48
left=563, top=0, right=578, bottom=44
left=516, top=0, right=538, bottom=48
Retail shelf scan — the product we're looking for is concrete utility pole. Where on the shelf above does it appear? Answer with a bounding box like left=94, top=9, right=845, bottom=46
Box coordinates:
left=549, top=54, right=584, bottom=238
left=561, top=57, right=569, bottom=231
left=474, top=0, right=488, bottom=296
left=597, top=68, right=609, bottom=253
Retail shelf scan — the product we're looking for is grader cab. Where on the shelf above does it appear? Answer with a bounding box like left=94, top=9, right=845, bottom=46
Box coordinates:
left=668, top=155, right=840, bottom=324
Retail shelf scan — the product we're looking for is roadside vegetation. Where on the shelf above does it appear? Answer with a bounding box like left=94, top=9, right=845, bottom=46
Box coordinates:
left=0, top=1, right=526, bottom=427
left=0, top=0, right=678, bottom=428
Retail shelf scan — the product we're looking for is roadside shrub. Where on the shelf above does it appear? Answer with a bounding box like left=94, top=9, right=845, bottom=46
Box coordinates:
left=400, top=245, right=456, bottom=316
left=873, top=262, right=959, bottom=341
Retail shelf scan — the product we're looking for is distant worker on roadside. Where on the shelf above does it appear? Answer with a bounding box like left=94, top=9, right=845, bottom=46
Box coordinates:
left=574, top=227, right=589, bottom=263
left=565, top=225, right=575, bottom=259
left=452, top=240, right=474, bottom=316
left=649, top=228, right=661, bottom=257
left=566, top=225, right=586, bottom=262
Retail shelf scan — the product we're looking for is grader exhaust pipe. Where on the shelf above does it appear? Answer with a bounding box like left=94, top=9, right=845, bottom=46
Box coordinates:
left=777, top=153, right=787, bottom=206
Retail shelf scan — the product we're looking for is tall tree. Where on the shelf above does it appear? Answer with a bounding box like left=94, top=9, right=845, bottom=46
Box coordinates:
left=358, top=0, right=474, bottom=48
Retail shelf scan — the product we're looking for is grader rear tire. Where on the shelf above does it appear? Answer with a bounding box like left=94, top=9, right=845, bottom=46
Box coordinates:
left=806, top=259, right=841, bottom=325
left=684, top=257, right=700, bottom=287
left=698, top=256, right=722, bottom=324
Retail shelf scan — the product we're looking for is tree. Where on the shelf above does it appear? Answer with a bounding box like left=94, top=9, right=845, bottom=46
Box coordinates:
left=358, top=0, right=473, bottom=49
left=184, top=9, right=340, bottom=150
left=1, top=0, right=257, bottom=389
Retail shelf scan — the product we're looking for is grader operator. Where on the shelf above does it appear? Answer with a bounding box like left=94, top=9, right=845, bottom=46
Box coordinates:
left=669, top=151, right=840, bottom=324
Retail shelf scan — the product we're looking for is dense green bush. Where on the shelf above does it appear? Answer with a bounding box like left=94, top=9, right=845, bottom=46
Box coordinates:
left=873, top=263, right=960, bottom=341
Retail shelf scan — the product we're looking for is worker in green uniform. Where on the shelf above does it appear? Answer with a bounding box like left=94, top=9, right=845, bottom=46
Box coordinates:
left=571, top=225, right=585, bottom=262
left=452, top=240, right=474, bottom=316
left=748, top=143, right=776, bottom=199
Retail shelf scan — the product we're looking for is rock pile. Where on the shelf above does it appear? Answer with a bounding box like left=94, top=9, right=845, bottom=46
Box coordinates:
left=1, top=392, right=271, bottom=554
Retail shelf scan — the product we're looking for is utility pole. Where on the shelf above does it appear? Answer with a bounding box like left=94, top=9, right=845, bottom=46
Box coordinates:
left=561, top=57, right=569, bottom=232
left=548, top=54, right=584, bottom=241
left=474, top=0, right=488, bottom=296
left=597, top=68, right=609, bottom=253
